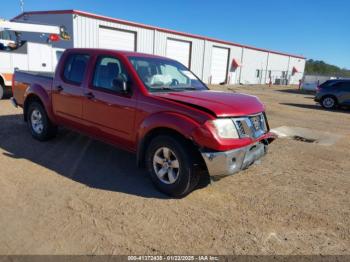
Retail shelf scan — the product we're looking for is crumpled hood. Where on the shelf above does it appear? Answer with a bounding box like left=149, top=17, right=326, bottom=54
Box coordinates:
left=153, top=90, right=265, bottom=117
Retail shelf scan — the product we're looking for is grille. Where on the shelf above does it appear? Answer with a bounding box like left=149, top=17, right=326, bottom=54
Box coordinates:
left=233, top=113, right=268, bottom=139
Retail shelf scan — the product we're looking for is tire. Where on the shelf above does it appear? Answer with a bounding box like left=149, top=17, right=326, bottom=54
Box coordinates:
left=27, top=101, right=57, bottom=141
left=145, top=135, right=200, bottom=197
left=0, top=84, right=4, bottom=100
left=321, top=96, right=337, bottom=109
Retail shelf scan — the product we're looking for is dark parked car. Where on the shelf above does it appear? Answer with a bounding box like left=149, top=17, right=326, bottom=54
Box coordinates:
left=315, top=80, right=350, bottom=109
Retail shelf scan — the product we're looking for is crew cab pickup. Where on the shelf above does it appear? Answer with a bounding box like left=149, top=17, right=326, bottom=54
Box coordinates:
left=11, top=48, right=276, bottom=197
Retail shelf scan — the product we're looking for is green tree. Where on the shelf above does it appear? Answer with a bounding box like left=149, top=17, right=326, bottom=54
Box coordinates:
left=305, top=60, right=350, bottom=77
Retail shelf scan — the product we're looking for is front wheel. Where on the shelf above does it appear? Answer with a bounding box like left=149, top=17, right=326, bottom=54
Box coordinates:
left=146, top=135, right=200, bottom=197
left=27, top=101, right=57, bottom=141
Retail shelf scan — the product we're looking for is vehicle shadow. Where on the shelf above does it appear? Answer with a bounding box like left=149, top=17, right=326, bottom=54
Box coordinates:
left=275, top=89, right=315, bottom=95
left=0, top=114, right=185, bottom=199
left=280, top=103, right=350, bottom=113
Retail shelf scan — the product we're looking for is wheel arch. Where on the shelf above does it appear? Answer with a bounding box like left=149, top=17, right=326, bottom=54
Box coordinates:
left=23, top=94, right=45, bottom=121
left=23, top=85, right=56, bottom=123
left=0, top=74, right=4, bottom=87
left=136, top=112, right=202, bottom=167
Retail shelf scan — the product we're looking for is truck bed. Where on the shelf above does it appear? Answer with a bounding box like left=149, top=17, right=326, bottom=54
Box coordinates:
left=15, top=70, right=55, bottom=79
left=13, top=70, right=54, bottom=107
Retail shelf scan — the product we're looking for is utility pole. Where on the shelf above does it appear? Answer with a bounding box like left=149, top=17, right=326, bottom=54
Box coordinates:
left=20, top=0, right=24, bottom=13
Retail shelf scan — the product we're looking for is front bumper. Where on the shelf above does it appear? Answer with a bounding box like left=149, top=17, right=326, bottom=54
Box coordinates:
left=201, top=141, right=268, bottom=177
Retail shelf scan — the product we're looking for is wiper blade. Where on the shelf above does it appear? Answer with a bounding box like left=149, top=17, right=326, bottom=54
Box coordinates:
left=149, top=86, right=197, bottom=92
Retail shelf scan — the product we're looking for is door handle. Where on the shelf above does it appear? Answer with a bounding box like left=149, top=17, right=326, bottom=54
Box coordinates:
left=55, top=85, right=63, bottom=92
left=84, top=92, right=95, bottom=99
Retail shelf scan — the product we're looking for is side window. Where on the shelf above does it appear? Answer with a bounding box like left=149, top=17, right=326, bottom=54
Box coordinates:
left=63, top=54, right=90, bottom=85
left=92, top=56, right=128, bottom=92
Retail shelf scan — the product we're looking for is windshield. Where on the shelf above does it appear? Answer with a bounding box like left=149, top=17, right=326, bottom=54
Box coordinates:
left=128, top=56, right=208, bottom=92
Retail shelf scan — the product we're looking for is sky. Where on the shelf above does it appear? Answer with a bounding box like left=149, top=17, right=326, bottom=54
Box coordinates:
left=2, top=0, right=350, bottom=69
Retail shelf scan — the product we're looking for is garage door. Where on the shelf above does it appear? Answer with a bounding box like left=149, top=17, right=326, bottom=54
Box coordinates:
left=211, top=46, right=229, bottom=84
left=99, top=27, right=136, bottom=51
left=166, top=39, right=191, bottom=68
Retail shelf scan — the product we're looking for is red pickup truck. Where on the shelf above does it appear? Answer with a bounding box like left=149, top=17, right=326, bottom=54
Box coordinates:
left=11, top=48, right=276, bottom=197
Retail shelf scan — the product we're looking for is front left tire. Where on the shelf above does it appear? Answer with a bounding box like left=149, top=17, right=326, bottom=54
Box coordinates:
left=145, top=135, right=200, bottom=198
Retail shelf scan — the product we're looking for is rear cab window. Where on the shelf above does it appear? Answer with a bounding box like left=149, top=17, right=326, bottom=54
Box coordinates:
left=63, top=54, right=90, bottom=85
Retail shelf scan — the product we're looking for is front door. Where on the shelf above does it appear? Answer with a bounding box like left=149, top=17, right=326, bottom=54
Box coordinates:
left=338, top=82, right=350, bottom=105
left=82, top=55, right=136, bottom=149
left=52, top=53, right=90, bottom=127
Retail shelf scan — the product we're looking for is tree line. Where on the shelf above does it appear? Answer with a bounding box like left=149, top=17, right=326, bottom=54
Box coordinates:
left=305, top=59, right=350, bottom=77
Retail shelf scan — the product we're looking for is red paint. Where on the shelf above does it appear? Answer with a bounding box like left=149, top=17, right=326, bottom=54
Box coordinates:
left=13, top=10, right=305, bottom=60
left=292, top=66, right=299, bottom=75
left=13, top=48, right=275, bottom=155
left=231, top=58, right=241, bottom=69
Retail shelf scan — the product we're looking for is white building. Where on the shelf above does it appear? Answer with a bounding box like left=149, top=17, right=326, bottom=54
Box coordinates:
left=13, top=10, right=306, bottom=85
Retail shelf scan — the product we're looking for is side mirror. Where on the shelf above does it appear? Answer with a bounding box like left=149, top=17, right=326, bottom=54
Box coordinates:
left=113, top=76, right=129, bottom=94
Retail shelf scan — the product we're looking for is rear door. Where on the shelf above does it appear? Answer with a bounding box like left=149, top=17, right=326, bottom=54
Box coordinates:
left=52, top=53, right=90, bottom=126
left=82, top=54, right=136, bottom=149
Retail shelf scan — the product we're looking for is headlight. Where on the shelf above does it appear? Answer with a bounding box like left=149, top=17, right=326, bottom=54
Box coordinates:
left=211, top=119, right=239, bottom=139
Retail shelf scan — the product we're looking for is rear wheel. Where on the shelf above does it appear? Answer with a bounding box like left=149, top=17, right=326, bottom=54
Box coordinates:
left=321, top=96, right=337, bottom=109
left=27, top=101, right=57, bottom=141
left=0, top=83, right=4, bottom=100
left=146, top=135, right=200, bottom=197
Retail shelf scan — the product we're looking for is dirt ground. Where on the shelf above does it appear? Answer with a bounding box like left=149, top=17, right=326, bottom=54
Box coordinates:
left=0, top=85, right=349, bottom=255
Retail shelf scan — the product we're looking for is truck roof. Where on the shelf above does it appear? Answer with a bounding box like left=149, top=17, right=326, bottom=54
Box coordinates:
left=65, top=48, right=171, bottom=60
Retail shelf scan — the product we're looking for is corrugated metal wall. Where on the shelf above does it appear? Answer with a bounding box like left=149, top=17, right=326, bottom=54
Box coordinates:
left=153, top=30, right=205, bottom=79
left=240, top=48, right=269, bottom=85
left=15, top=12, right=306, bottom=85
left=73, top=15, right=154, bottom=54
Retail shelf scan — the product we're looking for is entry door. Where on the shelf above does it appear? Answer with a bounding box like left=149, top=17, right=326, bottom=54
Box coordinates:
left=166, top=39, right=191, bottom=68
left=210, top=46, right=229, bottom=84
left=83, top=55, right=136, bottom=149
left=99, top=27, right=136, bottom=51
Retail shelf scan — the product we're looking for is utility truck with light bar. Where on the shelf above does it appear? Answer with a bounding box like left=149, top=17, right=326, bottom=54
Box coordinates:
left=0, top=18, right=70, bottom=99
